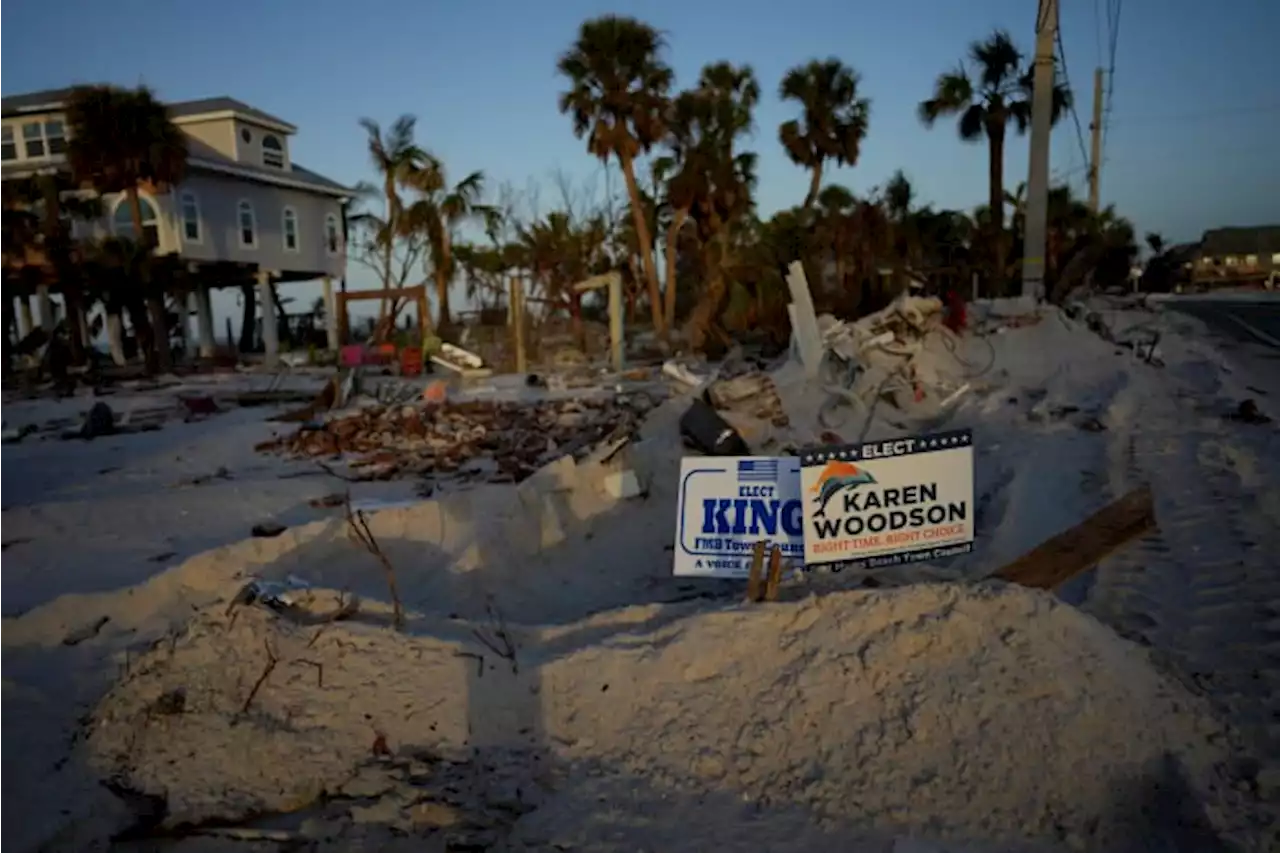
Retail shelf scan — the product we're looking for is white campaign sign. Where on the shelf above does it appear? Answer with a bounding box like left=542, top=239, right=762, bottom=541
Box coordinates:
left=673, top=456, right=804, bottom=578
left=800, top=430, right=975, bottom=571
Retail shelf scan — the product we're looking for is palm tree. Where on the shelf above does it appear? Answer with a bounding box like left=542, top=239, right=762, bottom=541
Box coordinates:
left=356, top=116, right=426, bottom=322
left=778, top=59, right=871, bottom=210
left=918, top=30, right=1070, bottom=294
left=65, top=84, right=188, bottom=372
left=656, top=61, right=760, bottom=331
left=1145, top=232, right=1166, bottom=258
left=402, top=157, right=495, bottom=330
left=557, top=15, right=673, bottom=335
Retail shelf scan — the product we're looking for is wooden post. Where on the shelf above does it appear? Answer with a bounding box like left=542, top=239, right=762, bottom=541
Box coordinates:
left=37, top=284, right=54, bottom=333
left=607, top=272, right=624, bottom=373
left=746, top=540, right=767, bottom=603
left=336, top=292, right=350, bottom=345
left=417, top=290, right=429, bottom=344
left=15, top=296, right=33, bottom=339
left=511, top=276, right=527, bottom=374
left=322, top=276, right=339, bottom=352
left=257, top=270, right=278, bottom=367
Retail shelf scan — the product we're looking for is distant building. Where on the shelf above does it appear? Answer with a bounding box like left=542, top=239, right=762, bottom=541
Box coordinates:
left=1189, top=225, right=1280, bottom=290
left=2, top=87, right=352, bottom=356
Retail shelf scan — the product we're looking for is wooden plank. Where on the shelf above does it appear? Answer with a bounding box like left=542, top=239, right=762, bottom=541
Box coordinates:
left=746, top=540, right=767, bottom=603
left=993, top=486, right=1156, bottom=590
left=764, top=546, right=784, bottom=602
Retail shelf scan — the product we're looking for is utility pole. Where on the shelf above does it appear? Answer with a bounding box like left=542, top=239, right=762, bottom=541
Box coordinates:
left=1021, top=0, right=1058, bottom=301
left=1088, top=67, right=1104, bottom=212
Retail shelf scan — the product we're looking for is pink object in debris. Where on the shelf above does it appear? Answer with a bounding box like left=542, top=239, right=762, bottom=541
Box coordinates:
left=422, top=380, right=448, bottom=404
left=340, top=345, right=364, bottom=367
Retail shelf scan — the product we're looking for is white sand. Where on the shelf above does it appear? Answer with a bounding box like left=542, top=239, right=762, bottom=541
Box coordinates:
left=5, top=304, right=1280, bottom=851
left=72, top=583, right=1243, bottom=852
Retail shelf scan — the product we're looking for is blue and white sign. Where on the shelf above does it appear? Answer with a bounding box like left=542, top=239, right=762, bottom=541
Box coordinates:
left=673, top=456, right=804, bottom=577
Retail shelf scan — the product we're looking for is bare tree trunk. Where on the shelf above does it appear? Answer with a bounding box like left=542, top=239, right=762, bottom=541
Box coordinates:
left=618, top=152, right=665, bottom=336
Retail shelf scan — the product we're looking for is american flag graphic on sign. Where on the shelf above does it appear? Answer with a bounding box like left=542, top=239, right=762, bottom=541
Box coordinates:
left=737, top=459, right=779, bottom=483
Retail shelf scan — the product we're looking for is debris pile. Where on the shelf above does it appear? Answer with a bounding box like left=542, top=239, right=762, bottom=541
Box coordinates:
left=256, top=395, right=658, bottom=485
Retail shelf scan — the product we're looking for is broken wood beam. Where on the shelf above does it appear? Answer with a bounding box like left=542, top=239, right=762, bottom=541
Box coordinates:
left=993, top=486, right=1156, bottom=590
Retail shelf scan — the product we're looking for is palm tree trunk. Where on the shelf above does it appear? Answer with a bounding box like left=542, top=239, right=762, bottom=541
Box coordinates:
left=436, top=229, right=453, bottom=330
left=617, top=152, right=665, bottom=336
left=125, top=185, right=166, bottom=372
left=685, top=228, right=731, bottom=351
left=803, top=164, right=824, bottom=209
left=987, top=123, right=1006, bottom=297
left=380, top=183, right=396, bottom=324
left=65, top=287, right=88, bottom=365
left=37, top=179, right=87, bottom=365
left=663, top=208, right=688, bottom=330
left=271, top=284, right=293, bottom=349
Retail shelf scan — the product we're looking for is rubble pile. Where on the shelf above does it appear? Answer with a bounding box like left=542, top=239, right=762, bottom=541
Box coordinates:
left=794, top=292, right=987, bottom=439
left=255, top=394, right=658, bottom=485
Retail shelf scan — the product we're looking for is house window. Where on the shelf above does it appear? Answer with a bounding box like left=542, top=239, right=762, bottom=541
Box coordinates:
left=1244, top=254, right=1258, bottom=267
left=262, top=134, right=284, bottom=168
left=324, top=213, right=341, bottom=255
left=282, top=206, right=299, bottom=251
left=1, top=127, right=14, bottom=161
left=44, top=120, right=66, bottom=155
left=23, top=122, right=44, bottom=157
left=1224, top=255, right=1238, bottom=266
left=1272, top=253, right=1280, bottom=265
left=240, top=127, right=252, bottom=144
left=237, top=200, right=257, bottom=248
left=112, top=196, right=160, bottom=248
left=180, top=192, right=201, bottom=243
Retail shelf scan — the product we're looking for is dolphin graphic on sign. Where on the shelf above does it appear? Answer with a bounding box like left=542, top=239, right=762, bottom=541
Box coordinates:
left=809, top=460, right=877, bottom=517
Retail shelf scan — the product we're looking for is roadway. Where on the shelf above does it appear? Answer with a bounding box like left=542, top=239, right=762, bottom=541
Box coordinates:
left=1151, top=292, right=1280, bottom=348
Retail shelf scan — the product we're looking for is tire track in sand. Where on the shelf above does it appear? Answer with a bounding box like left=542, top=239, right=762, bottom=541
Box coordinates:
left=1084, top=352, right=1280, bottom=820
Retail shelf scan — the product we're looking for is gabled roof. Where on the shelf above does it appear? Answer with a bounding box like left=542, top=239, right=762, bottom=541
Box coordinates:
left=166, top=96, right=293, bottom=131
left=1, top=87, right=77, bottom=114
left=1200, top=226, right=1280, bottom=257
left=1, top=87, right=294, bottom=132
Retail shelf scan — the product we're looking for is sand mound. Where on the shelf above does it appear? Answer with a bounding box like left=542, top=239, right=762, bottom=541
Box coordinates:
left=84, top=582, right=1248, bottom=851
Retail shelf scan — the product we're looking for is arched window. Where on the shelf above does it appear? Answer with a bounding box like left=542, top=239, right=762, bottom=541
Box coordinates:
left=262, top=134, right=284, bottom=168
left=282, top=206, right=299, bottom=252
left=237, top=200, right=257, bottom=249
left=324, top=212, right=341, bottom=255
left=112, top=195, right=159, bottom=248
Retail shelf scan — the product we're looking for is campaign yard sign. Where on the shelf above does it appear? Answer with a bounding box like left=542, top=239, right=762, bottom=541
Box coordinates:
left=800, top=429, right=975, bottom=571
left=673, top=456, right=804, bottom=577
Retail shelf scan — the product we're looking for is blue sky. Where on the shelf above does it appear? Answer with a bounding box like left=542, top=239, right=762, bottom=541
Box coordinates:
left=4, top=0, right=1280, bottom=325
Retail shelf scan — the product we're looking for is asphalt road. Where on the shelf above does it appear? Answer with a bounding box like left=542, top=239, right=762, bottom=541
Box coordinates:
left=1156, top=293, right=1280, bottom=348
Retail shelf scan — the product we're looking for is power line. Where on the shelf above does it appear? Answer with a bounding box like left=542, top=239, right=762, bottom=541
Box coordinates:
left=1099, top=0, right=1122, bottom=161
left=1109, top=102, right=1280, bottom=125
left=1053, top=9, right=1091, bottom=179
